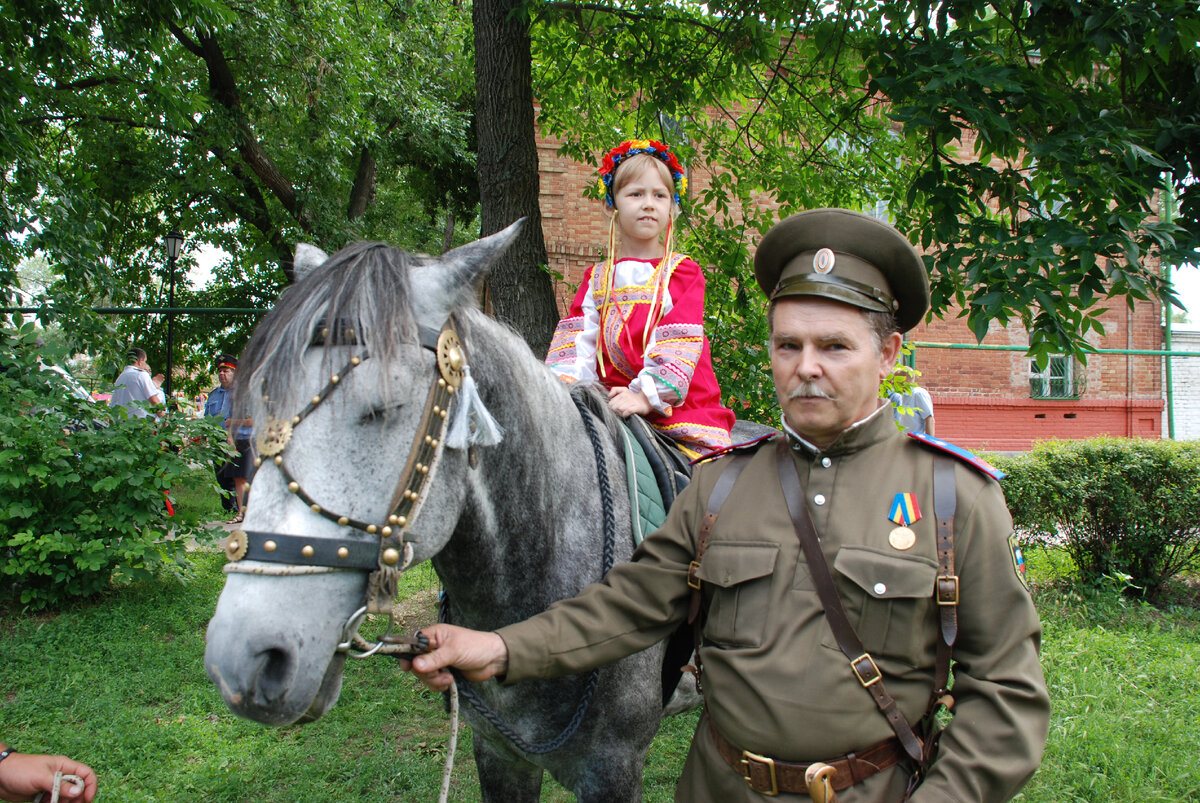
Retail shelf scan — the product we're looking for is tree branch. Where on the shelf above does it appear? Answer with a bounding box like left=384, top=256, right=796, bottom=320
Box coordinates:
left=210, top=144, right=297, bottom=281
left=540, top=1, right=725, bottom=37
left=175, top=25, right=311, bottom=233
left=164, top=18, right=205, bottom=58
left=52, top=76, right=123, bottom=91
left=17, top=112, right=193, bottom=139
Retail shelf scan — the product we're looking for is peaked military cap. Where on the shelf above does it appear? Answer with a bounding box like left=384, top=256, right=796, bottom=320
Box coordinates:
left=216, top=353, right=238, bottom=370
left=753, top=208, right=930, bottom=332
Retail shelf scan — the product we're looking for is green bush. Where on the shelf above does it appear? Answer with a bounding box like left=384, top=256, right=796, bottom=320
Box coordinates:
left=995, top=437, right=1200, bottom=604
left=0, top=319, right=231, bottom=610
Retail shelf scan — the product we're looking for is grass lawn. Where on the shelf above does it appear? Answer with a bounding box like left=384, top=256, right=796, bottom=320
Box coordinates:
left=169, top=465, right=233, bottom=526
left=2, top=535, right=1199, bottom=800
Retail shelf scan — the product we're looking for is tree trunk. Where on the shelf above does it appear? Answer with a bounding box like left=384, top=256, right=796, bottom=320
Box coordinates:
left=347, top=145, right=377, bottom=221
left=473, top=0, right=559, bottom=358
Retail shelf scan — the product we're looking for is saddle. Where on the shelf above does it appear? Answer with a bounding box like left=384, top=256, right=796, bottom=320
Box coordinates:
left=618, top=414, right=695, bottom=546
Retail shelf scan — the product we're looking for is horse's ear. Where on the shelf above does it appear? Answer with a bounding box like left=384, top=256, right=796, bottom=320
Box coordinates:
left=440, top=218, right=525, bottom=289
left=293, top=243, right=330, bottom=282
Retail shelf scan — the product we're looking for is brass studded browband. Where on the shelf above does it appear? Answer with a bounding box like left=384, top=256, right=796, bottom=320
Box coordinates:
left=222, top=320, right=464, bottom=583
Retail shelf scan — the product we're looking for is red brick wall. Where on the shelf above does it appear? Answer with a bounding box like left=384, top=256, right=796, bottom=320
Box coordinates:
left=908, top=299, right=1164, bottom=450
left=930, top=397, right=1163, bottom=452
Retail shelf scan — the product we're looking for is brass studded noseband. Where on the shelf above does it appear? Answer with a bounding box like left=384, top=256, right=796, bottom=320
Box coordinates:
left=221, top=319, right=465, bottom=655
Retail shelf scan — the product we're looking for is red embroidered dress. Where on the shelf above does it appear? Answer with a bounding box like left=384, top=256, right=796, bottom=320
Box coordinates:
left=546, top=253, right=734, bottom=455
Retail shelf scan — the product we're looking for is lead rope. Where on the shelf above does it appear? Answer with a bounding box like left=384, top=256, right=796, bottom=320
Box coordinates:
left=32, top=772, right=83, bottom=803
left=439, top=680, right=460, bottom=803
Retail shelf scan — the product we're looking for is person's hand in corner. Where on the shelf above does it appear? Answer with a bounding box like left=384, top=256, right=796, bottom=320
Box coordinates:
left=0, top=746, right=98, bottom=802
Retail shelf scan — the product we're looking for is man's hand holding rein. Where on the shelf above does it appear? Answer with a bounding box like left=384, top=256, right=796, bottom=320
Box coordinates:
left=403, top=624, right=510, bottom=692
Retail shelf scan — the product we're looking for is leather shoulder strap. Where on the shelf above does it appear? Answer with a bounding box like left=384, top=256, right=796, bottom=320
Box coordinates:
left=931, top=455, right=959, bottom=701
left=774, top=440, right=925, bottom=763
left=682, top=451, right=754, bottom=695
left=686, top=453, right=753, bottom=624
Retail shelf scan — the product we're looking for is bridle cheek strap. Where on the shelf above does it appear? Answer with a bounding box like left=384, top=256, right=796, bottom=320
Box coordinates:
left=366, top=358, right=455, bottom=614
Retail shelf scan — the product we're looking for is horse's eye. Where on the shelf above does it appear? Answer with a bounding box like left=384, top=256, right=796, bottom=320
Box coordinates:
left=359, top=404, right=402, bottom=425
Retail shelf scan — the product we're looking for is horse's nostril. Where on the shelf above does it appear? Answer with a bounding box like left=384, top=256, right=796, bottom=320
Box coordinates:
left=256, top=647, right=293, bottom=704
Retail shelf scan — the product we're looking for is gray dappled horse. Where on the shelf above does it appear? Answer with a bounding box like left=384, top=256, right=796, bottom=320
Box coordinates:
left=204, top=222, right=704, bottom=801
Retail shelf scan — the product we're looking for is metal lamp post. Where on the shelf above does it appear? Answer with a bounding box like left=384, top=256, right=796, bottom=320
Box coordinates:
left=164, top=229, right=184, bottom=405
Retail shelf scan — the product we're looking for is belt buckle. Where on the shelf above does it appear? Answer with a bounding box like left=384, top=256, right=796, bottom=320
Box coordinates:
left=740, top=749, right=780, bottom=796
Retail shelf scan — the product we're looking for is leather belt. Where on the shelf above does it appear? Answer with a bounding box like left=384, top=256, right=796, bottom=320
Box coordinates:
left=709, top=717, right=907, bottom=796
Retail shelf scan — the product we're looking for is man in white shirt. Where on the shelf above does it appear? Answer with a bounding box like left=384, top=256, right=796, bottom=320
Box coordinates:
left=108, top=347, right=164, bottom=418
left=889, top=385, right=935, bottom=435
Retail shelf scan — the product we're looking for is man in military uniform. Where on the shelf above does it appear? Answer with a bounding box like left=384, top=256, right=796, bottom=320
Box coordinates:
left=409, top=208, right=1050, bottom=801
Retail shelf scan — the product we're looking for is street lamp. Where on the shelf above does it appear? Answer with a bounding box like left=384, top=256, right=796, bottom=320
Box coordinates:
left=164, top=229, right=184, bottom=406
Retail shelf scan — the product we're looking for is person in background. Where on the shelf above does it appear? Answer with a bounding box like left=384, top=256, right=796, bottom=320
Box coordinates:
left=889, top=384, right=935, bottom=435
left=0, top=742, right=97, bottom=802
left=203, top=353, right=254, bottom=522
left=107, top=347, right=163, bottom=419
left=204, top=353, right=240, bottom=516
left=544, top=139, right=734, bottom=457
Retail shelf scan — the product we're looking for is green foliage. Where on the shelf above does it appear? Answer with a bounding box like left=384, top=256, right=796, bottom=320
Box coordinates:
left=866, top=0, right=1199, bottom=358
left=1, top=0, right=478, bottom=386
left=5, top=0, right=1200, bottom=385
left=995, top=438, right=1200, bottom=604
left=0, top=318, right=230, bottom=610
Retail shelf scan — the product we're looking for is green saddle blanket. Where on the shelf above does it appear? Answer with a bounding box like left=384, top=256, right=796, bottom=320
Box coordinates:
left=618, top=424, right=668, bottom=547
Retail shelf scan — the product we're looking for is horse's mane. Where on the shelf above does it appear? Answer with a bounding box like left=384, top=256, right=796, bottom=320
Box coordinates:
left=569, top=383, right=626, bottom=455
left=234, top=241, right=423, bottom=423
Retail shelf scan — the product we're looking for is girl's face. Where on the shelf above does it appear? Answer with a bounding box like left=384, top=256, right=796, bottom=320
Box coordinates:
left=612, top=161, right=673, bottom=255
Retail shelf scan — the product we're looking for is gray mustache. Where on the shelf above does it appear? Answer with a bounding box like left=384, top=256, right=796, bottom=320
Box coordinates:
left=788, top=382, right=834, bottom=401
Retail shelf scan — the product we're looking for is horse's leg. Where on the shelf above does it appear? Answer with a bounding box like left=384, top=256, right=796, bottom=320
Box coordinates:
left=570, top=747, right=645, bottom=803
left=474, top=740, right=543, bottom=803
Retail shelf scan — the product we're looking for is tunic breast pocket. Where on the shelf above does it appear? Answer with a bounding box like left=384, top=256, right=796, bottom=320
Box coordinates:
left=696, top=541, right=779, bottom=649
left=820, top=546, right=939, bottom=668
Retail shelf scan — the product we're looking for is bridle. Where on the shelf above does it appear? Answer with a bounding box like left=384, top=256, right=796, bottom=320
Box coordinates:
left=221, top=318, right=466, bottom=658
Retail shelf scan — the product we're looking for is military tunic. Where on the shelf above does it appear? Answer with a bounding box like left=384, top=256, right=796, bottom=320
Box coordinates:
left=498, top=406, right=1050, bottom=801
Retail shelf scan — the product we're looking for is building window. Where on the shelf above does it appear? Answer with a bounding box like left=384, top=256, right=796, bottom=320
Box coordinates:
left=1030, top=355, right=1080, bottom=398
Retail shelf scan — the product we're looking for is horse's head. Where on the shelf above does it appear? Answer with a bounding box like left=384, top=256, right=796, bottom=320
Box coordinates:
left=204, top=221, right=522, bottom=725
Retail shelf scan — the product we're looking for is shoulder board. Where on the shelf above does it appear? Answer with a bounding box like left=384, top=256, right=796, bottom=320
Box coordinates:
left=907, top=432, right=1005, bottom=481
left=691, top=432, right=779, bottom=466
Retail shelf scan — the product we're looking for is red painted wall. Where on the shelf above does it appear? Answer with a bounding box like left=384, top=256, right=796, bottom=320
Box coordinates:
left=932, top=397, right=1164, bottom=452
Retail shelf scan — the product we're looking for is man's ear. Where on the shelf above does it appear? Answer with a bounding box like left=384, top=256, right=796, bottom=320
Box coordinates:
left=879, top=332, right=904, bottom=377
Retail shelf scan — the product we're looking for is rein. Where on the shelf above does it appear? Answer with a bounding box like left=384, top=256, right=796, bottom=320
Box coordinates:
left=221, top=319, right=467, bottom=658
left=441, top=393, right=617, bottom=754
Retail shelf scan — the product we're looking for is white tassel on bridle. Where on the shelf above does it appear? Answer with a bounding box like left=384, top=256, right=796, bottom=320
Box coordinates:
left=445, top=365, right=503, bottom=449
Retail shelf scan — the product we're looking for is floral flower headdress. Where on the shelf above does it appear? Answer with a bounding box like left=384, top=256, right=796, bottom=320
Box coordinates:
left=596, top=139, right=687, bottom=208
